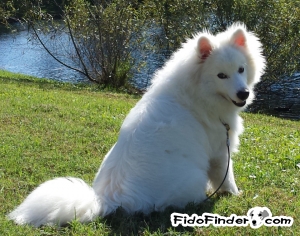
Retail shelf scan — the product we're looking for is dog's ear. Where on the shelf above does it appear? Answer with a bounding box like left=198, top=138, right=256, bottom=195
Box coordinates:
left=231, top=28, right=247, bottom=47
left=248, top=210, right=254, bottom=216
left=198, top=36, right=213, bottom=62
left=261, top=210, right=270, bottom=218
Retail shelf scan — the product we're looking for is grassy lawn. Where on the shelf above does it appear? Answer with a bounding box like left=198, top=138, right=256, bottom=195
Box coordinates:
left=0, top=70, right=299, bottom=235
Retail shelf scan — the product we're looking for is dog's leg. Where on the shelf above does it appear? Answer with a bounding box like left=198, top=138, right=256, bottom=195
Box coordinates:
left=207, top=157, right=239, bottom=195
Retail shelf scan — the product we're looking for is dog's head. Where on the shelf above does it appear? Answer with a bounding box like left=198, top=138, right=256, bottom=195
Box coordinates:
left=196, top=23, right=266, bottom=110
left=247, top=207, right=271, bottom=229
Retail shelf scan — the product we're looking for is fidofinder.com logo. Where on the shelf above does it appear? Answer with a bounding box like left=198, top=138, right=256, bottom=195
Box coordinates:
left=170, top=207, right=293, bottom=229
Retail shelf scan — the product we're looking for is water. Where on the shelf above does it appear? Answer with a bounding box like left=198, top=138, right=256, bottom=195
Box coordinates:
left=0, top=23, right=299, bottom=120
left=0, top=23, right=86, bottom=83
left=248, top=75, right=300, bottom=120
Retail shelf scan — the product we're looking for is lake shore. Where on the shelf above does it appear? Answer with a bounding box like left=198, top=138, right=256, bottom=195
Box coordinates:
left=1, top=22, right=299, bottom=119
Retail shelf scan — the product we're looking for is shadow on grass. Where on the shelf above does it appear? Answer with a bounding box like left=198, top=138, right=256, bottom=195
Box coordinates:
left=102, top=198, right=218, bottom=235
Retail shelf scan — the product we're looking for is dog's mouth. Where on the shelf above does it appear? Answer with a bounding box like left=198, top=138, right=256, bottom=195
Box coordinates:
left=221, top=94, right=247, bottom=107
left=232, top=100, right=246, bottom=107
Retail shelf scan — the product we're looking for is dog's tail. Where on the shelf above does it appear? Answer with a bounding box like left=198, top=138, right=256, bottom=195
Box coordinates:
left=7, top=177, right=101, bottom=227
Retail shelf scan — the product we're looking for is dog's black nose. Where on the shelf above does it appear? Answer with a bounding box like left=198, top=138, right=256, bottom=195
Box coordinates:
left=252, top=220, right=257, bottom=225
left=237, top=89, right=249, bottom=101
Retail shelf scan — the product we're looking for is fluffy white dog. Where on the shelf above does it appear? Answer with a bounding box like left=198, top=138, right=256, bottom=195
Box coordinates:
left=8, top=23, right=265, bottom=226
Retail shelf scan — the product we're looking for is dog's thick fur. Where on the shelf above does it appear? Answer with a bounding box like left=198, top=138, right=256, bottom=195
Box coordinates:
left=8, top=23, right=265, bottom=227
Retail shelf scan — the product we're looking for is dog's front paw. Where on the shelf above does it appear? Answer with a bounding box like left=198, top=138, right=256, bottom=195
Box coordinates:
left=219, top=186, right=240, bottom=196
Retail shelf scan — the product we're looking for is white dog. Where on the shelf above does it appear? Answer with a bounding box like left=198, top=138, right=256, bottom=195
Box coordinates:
left=247, top=207, right=271, bottom=229
left=8, top=23, right=265, bottom=226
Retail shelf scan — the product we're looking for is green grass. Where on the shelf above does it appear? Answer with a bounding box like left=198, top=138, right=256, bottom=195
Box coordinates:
left=0, top=70, right=299, bottom=235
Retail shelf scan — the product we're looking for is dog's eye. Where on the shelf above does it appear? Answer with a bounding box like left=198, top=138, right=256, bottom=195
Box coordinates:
left=238, top=67, right=244, bottom=73
left=258, top=214, right=262, bottom=216
left=217, top=73, right=228, bottom=79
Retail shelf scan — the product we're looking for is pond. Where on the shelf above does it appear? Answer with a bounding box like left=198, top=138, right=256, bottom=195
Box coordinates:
left=0, top=23, right=299, bottom=120
left=248, top=75, right=300, bottom=120
left=0, top=23, right=86, bottom=83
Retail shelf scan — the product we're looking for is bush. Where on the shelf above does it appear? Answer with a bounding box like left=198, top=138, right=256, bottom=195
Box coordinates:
left=26, top=0, right=144, bottom=89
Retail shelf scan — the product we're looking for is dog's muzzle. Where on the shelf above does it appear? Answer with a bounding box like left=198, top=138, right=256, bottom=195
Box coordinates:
left=232, top=89, right=249, bottom=107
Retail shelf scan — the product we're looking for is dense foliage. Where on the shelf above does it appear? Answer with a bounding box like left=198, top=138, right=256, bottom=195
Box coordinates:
left=62, top=0, right=144, bottom=87
left=1, top=0, right=299, bottom=89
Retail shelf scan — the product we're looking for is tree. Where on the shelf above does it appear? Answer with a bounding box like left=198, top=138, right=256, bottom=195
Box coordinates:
left=146, top=0, right=300, bottom=91
left=0, top=0, right=71, bottom=24
left=3, top=0, right=300, bottom=91
left=0, top=0, right=19, bottom=24
left=27, top=0, right=145, bottom=89
left=204, top=0, right=300, bottom=91
left=142, top=0, right=209, bottom=52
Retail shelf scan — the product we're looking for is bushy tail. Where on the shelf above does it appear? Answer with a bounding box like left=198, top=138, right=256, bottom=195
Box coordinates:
left=7, top=177, right=101, bottom=227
